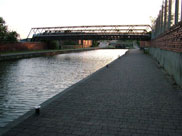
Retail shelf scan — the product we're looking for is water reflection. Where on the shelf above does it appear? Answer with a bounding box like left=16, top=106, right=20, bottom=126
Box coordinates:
left=0, top=49, right=127, bottom=127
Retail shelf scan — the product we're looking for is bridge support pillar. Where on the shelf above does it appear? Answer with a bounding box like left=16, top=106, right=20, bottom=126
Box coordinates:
left=78, top=40, right=84, bottom=48
left=59, top=40, right=64, bottom=49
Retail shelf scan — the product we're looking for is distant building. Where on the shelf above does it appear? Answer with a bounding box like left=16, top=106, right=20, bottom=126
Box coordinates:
left=79, top=40, right=92, bottom=48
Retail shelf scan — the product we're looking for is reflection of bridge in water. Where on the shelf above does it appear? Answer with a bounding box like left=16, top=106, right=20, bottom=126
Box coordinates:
left=27, top=25, right=151, bottom=41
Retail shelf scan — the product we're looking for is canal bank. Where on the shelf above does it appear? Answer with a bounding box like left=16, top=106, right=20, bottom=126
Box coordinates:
left=1, top=49, right=182, bottom=136
left=0, top=47, right=99, bottom=61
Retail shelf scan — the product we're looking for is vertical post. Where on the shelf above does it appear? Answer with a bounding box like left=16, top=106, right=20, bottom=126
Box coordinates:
left=161, top=6, right=164, bottom=33
left=59, top=40, right=64, bottom=49
left=159, top=12, right=162, bottom=35
left=156, top=17, right=158, bottom=37
left=152, top=30, right=155, bottom=39
left=181, top=0, right=182, bottom=21
left=156, top=18, right=158, bottom=36
left=158, top=12, right=160, bottom=35
left=82, top=40, right=84, bottom=48
left=156, top=19, right=158, bottom=37
left=157, top=17, right=160, bottom=36
left=152, top=21, right=156, bottom=39
left=164, top=0, right=168, bottom=31
left=168, top=0, right=172, bottom=29
left=159, top=10, right=163, bottom=34
left=175, top=0, right=179, bottom=24
left=154, top=22, right=156, bottom=38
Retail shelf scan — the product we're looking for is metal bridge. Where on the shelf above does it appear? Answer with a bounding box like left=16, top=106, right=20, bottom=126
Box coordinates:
left=28, top=25, right=151, bottom=41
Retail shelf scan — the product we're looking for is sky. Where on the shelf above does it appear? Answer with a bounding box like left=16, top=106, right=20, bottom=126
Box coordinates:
left=0, top=0, right=163, bottom=39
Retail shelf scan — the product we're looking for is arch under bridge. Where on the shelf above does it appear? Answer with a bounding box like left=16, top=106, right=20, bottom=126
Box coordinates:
left=27, top=25, right=152, bottom=41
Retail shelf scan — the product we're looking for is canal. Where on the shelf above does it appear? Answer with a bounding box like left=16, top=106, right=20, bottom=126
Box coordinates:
left=0, top=49, right=127, bottom=128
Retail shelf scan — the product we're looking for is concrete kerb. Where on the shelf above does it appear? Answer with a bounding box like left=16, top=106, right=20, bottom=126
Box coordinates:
left=0, top=49, right=129, bottom=136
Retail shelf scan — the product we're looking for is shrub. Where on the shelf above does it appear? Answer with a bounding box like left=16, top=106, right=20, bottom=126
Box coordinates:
left=47, top=40, right=59, bottom=50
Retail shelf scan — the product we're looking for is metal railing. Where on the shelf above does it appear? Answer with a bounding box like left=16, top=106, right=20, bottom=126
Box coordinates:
left=152, top=0, right=182, bottom=39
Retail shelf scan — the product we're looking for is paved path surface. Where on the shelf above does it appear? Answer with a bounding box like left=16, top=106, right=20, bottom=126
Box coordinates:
left=2, top=49, right=182, bottom=136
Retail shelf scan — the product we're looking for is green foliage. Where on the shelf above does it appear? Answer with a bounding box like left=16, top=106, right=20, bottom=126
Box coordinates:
left=92, top=40, right=99, bottom=47
left=0, top=17, right=19, bottom=42
left=144, top=48, right=149, bottom=54
left=6, top=31, right=19, bottom=41
left=47, top=40, right=59, bottom=50
left=64, top=40, right=77, bottom=45
left=137, top=40, right=140, bottom=46
left=0, top=17, right=5, bottom=24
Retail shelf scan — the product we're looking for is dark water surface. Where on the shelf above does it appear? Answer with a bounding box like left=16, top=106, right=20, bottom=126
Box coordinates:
left=0, top=49, right=127, bottom=128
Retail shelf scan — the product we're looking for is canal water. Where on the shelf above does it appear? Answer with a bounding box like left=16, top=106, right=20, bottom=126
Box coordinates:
left=0, top=49, right=127, bottom=128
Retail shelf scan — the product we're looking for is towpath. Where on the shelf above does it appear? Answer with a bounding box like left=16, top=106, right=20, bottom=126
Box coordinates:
left=1, top=49, right=182, bottom=136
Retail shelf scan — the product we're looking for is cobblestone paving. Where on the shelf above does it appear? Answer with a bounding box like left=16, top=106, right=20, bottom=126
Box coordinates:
left=2, top=49, right=182, bottom=136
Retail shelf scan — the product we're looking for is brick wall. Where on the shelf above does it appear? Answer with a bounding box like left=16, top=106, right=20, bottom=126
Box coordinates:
left=0, top=42, right=47, bottom=52
left=151, top=22, right=182, bottom=53
left=140, top=41, right=151, bottom=48
left=0, top=40, right=92, bottom=52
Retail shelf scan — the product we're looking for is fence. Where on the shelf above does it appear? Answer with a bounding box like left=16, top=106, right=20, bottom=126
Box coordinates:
left=152, top=0, right=182, bottom=39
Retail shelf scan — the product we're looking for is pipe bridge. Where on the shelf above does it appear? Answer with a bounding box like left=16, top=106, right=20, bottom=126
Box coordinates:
left=28, top=25, right=152, bottom=41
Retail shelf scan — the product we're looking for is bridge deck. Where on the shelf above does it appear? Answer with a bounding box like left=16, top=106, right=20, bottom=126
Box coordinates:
left=2, top=49, right=182, bottom=136
left=32, top=33, right=151, bottom=41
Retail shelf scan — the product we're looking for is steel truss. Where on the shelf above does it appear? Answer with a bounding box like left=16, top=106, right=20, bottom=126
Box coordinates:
left=27, top=25, right=151, bottom=41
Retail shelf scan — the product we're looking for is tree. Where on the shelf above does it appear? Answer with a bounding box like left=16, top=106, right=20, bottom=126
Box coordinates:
left=149, top=16, right=156, bottom=29
left=0, top=17, right=7, bottom=41
left=0, top=17, right=19, bottom=42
